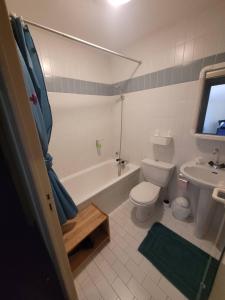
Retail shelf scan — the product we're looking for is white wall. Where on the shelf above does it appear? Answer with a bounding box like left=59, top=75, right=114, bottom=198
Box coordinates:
left=49, top=93, right=115, bottom=178
left=28, top=27, right=116, bottom=178
left=30, top=27, right=112, bottom=83
left=8, top=0, right=225, bottom=197
left=203, top=84, right=225, bottom=134
left=110, top=1, right=225, bottom=82
left=110, top=1, right=225, bottom=200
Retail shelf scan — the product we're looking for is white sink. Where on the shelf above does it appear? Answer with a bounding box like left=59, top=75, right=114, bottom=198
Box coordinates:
left=180, top=161, right=225, bottom=239
left=180, top=161, right=225, bottom=189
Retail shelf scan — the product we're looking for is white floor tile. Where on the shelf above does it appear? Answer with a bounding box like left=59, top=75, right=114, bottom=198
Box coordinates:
left=94, top=253, right=117, bottom=284
left=75, top=269, right=89, bottom=286
left=125, top=259, right=146, bottom=284
left=111, top=242, right=130, bottom=264
left=101, top=246, right=117, bottom=265
left=125, top=246, right=144, bottom=265
left=123, top=233, right=140, bottom=249
left=110, top=218, right=127, bottom=237
left=139, top=258, right=161, bottom=284
left=86, top=260, right=117, bottom=300
left=95, top=277, right=118, bottom=300
left=127, top=277, right=151, bottom=300
left=158, top=276, right=186, bottom=300
left=112, top=259, right=132, bottom=284
left=142, top=275, right=167, bottom=300
left=112, top=277, right=134, bottom=300
left=74, top=199, right=216, bottom=300
left=111, top=211, right=127, bottom=227
left=108, top=238, right=119, bottom=251
left=113, top=233, right=129, bottom=250
left=74, top=282, right=87, bottom=300
left=79, top=275, right=103, bottom=300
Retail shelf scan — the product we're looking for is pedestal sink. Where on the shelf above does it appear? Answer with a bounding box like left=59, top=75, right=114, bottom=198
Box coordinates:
left=180, top=161, right=225, bottom=238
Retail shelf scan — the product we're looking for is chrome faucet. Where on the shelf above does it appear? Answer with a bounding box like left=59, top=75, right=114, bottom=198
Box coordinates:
left=208, top=148, right=225, bottom=169
left=116, top=158, right=128, bottom=169
left=213, top=148, right=220, bottom=165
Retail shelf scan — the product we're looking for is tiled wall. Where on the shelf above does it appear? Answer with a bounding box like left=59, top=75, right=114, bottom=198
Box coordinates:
left=31, top=27, right=112, bottom=83
left=48, top=93, right=115, bottom=178
left=31, top=1, right=225, bottom=197
left=44, top=52, right=225, bottom=96
left=110, top=2, right=225, bottom=82
left=30, top=27, right=115, bottom=177
left=111, top=53, right=225, bottom=95
left=45, top=76, right=113, bottom=96
left=109, top=1, right=225, bottom=200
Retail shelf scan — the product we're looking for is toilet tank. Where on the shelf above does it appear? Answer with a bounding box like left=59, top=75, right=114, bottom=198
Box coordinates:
left=141, top=159, right=175, bottom=187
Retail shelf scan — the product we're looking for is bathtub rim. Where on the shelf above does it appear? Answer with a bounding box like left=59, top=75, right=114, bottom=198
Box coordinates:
left=60, top=159, right=140, bottom=207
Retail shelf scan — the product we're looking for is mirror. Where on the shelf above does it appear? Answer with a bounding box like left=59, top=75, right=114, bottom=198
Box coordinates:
left=196, top=68, right=225, bottom=137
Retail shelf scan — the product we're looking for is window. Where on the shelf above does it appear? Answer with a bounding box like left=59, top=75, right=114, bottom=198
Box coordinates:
left=197, top=69, right=225, bottom=136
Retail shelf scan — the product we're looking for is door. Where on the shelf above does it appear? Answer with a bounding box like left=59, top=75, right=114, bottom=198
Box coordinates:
left=0, top=0, right=77, bottom=298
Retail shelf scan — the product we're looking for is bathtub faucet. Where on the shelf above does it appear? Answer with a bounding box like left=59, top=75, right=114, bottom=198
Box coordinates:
left=116, top=158, right=128, bottom=169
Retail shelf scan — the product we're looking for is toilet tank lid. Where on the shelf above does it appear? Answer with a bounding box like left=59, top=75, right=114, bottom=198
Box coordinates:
left=142, top=158, right=175, bottom=170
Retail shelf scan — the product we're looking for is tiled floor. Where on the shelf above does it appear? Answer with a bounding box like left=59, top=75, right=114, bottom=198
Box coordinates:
left=74, top=200, right=219, bottom=300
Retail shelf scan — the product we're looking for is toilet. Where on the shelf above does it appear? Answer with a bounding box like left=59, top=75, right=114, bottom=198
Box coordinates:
left=129, top=159, right=175, bottom=222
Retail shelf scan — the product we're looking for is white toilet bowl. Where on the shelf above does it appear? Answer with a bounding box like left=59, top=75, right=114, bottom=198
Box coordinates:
left=129, top=181, right=160, bottom=222
left=129, top=159, right=175, bottom=222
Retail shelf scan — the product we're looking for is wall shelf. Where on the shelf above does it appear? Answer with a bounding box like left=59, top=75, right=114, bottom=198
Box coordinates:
left=63, top=204, right=110, bottom=271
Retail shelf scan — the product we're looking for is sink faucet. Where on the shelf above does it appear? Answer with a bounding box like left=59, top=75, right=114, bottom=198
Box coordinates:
left=213, top=148, right=220, bottom=165
left=208, top=148, right=225, bottom=169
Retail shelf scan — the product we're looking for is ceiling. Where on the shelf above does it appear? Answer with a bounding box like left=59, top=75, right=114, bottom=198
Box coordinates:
left=6, top=0, right=221, bottom=50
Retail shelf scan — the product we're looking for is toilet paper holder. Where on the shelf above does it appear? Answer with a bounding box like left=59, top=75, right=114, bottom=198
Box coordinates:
left=178, top=172, right=189, bottom=183
left=177, top=172, right=189, bottom=193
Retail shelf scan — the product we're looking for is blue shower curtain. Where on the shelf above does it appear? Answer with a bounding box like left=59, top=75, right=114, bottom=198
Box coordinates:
left=11, top=17, right=78, bottom=224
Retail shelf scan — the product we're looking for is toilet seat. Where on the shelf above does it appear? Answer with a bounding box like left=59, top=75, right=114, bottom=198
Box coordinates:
left=129, top=181, right=160, bottom=206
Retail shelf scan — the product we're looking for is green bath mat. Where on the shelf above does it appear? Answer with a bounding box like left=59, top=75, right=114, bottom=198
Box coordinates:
left=138, top=223, right=219, bottom=300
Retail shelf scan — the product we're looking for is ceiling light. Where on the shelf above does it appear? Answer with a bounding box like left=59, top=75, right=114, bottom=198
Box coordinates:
left=107, top=0, right=131, bottom=7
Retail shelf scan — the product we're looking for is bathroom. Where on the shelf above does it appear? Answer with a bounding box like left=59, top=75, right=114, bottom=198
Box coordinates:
left=1, top=0, right=225, bottom=299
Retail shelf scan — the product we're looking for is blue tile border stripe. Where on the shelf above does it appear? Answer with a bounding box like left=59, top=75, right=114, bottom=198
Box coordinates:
left=45, top=52, right=225, bottom=96
left=45, top=76, right=113, bottom=96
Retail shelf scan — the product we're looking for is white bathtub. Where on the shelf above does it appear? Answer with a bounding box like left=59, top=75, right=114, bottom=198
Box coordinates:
left=61, top=160, right=140, bottom=213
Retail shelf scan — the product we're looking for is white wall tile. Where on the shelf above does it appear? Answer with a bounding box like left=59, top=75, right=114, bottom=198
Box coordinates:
left=26, top=0, right=225, bottom=218
left=110, top=2, right=225, bottom=81
left=48, top=93, right=116, bottom=177
left=31, top=27, right=112, bottom=83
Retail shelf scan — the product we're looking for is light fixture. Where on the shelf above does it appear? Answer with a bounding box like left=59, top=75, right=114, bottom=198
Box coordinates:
left=107, top=0, right=131, bottom=7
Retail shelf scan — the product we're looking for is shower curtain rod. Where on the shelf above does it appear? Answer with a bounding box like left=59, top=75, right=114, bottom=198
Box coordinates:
left=18, top=17, right=142, bottom=65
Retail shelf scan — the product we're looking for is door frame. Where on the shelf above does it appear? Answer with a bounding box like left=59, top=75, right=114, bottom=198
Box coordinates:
left=0, top=1, right=77, bottom=299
